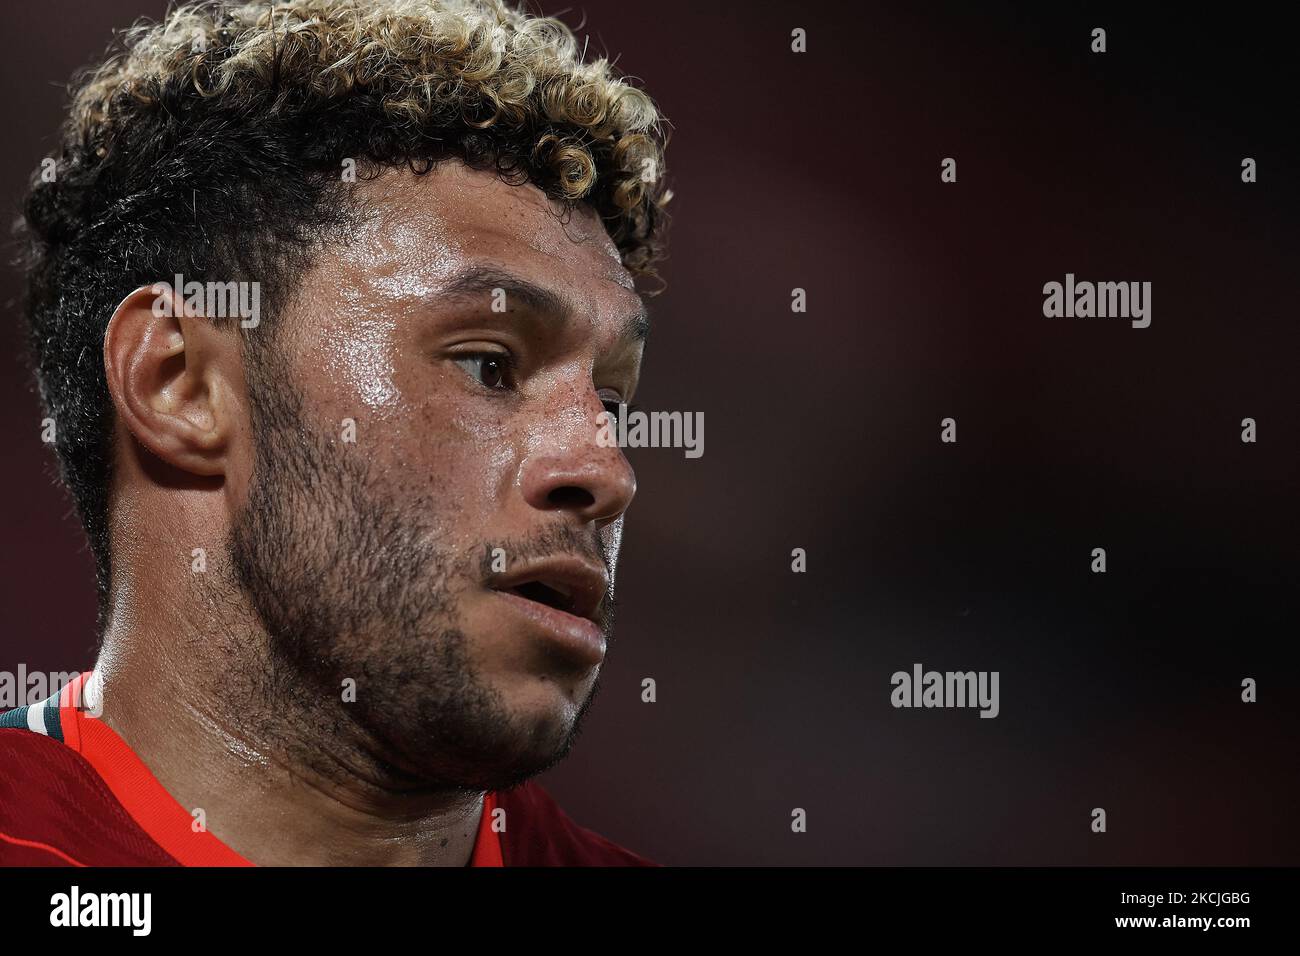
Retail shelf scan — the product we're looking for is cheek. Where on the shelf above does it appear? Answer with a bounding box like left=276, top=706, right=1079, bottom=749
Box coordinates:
left=379, top=386, right=523, bottom=532
left=308, top=308, right=405, bottom=416
left=337, top=329, right=402, bottom=411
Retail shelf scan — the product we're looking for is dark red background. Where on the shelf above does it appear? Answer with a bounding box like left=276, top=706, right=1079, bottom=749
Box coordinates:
left=1, top=2, right=1296, bottom=864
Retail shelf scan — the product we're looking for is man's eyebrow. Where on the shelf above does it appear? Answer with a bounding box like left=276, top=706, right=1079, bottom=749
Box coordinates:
left=438, top=265, right=567, bottom=317
left=436, top=264, right=650, bottom=342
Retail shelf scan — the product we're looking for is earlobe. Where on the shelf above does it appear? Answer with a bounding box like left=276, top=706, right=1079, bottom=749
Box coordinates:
left=103, top=283, right=234, bottom=478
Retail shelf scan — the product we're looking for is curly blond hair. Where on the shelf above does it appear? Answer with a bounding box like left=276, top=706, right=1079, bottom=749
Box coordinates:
left=18, top=0, right=672, bottom=631
left=71, top=0, right=670, bottom=274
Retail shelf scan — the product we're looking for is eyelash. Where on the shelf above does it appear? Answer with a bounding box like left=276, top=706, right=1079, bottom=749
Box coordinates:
left=453, top=351, right=519, bottom=392
left=453, top=350, right=636, bottom=415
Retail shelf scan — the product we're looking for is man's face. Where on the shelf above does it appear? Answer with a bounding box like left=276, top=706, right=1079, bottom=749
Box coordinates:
left=228, top=161, right=644, bottom=791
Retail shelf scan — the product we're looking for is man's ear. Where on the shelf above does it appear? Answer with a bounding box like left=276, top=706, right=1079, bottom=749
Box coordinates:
left=103, top=283, right=241, bottom=477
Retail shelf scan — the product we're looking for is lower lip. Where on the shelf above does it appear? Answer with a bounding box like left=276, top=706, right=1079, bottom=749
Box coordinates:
left=490, top=589, right=607, bottom=667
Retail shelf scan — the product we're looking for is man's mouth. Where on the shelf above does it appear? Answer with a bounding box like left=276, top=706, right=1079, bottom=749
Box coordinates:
left=488, top=556, right=610, bottom=667
left=490, top=556, right=608, bottom=623
left=505, top=580, right=578, bottom=614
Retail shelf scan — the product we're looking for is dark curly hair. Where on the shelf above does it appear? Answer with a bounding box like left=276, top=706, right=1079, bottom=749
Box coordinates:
left=16, top=0, right=672, bottom=633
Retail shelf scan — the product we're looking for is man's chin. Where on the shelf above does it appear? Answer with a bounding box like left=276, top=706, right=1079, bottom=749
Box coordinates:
left=403, top=717, right=581, bottom=792
left=383, top=682, right=596, bottom=792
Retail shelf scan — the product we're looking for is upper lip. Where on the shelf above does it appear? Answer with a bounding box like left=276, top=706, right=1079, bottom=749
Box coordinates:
left=489, top=555, right=610, bottom=623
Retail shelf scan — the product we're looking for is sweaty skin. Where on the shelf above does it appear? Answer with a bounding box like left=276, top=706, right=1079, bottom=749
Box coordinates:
left=93, top=160, right=646, bottom=865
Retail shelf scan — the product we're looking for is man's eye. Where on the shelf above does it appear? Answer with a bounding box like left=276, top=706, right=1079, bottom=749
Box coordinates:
left=453, top=354, right=513, bottom=390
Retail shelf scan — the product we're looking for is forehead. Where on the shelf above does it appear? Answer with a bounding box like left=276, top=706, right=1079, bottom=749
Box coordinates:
left=344, top=161, right=636, bottom=296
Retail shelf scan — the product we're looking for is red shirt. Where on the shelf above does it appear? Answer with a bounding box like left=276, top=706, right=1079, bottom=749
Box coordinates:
left=0, top=672, right=652, bottom=867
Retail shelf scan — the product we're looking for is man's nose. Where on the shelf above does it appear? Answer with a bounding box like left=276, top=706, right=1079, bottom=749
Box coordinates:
left=517, top=398, right=637, bottom=527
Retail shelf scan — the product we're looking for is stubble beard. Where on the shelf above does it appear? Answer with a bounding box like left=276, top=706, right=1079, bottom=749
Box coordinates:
left=224, top=349, right=605, bottom=793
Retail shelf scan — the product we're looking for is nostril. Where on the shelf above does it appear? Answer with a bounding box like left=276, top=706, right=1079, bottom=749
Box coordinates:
left=547, top=485, right=595, bottom=509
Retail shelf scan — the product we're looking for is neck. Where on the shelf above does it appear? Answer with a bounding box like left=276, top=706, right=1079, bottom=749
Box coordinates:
left=93, top=576, right=486, bottom=867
